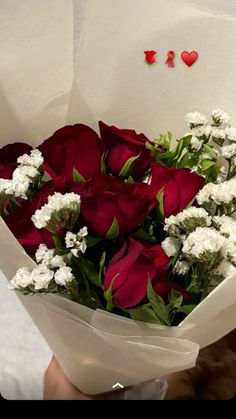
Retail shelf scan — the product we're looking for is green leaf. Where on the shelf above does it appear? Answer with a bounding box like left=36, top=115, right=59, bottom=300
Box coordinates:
left=202, top=144, right=216, bottom=158
left=168, top=289, right=183, bottom=309
left=106, top=217, right=119, bottom=240
left=212, top=137, right=224, bottom=147
left=132, top=228, right=152, bottom=241
left=79, top=257, right=101, bottom=287
left=128, top=304, right=161, bottom=324
left=167, top=132, right=173, bottom=142
left=104, top=274, right=119, bottom=311
left=154, top=135, right=192, bottom=168
left=178, top=152, right=198, bottom=169
left=126, top=176, right=134, bottom=183
left=100, top=152, right=107, bottom=174
left=70, top=257, right=93, bottom=301
left=208, top=164, right=220, bottom=182
left=99, top=251, right=106, bottom=283
left=147, top=279, right=169, bottom=325
left=73, top=168, right=86, bottom=183
left=200, top=160, right=216, bottom=171
left=177, top=304, right=196, bottom=316
left=86, top=236, right=103, bottom=247
left=8, top=198, right=21, bottom=212
left=155, top=150, right=173, bottom=165
left=156, top=188, right=164, bottom=219
left=187, top=281, right=202, bottom=293
left=118, top=154, right=141, bottom=179
left=146, top=141, right=153, bottom=152
left=171, top=136, right=192, bottom=165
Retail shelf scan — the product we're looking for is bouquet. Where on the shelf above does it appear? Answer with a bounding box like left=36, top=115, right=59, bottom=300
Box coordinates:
left=1, top=109, right=236, bottom=394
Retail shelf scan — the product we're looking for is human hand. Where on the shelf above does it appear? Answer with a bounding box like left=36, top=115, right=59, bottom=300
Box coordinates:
left=44, top=356, right=92, bottom=400
left=44, top=356, right=127, bottom=400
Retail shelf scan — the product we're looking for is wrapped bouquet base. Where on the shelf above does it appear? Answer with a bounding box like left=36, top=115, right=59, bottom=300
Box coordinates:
left=1, top=217, right=236, bottom=394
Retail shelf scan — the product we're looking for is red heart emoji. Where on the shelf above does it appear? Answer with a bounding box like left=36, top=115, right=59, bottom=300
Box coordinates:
left=181, top=51, right=198, bottom=67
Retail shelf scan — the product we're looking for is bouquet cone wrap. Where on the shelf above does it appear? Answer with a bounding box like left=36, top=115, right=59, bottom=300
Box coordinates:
left=1, top=215, right=236, bottom=394
left=1, top=0, right=236, bottom=395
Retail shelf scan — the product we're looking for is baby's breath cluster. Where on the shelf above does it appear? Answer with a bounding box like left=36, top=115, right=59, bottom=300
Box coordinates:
left=0, top=149, right=44, bottom=200
left=32, top=192, right=81, bottom=232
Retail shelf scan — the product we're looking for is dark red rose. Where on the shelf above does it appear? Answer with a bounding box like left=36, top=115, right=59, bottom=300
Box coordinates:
left=151, top=163, right=205, bottom=218
left=70, top=174, right=156, bottom=237
left=104, top=238, right=189, bottom=308
left=0, top=143, right=32, bottom=179
left=5, top=177, right=67, bottom=255
left=144, top=50, right=157, bottom=65
left=99, top=122, right=153, bottom=178
left=39, top=124, right=105, bottom=182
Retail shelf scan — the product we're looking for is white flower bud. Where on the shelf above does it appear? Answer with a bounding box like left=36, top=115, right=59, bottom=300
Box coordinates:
left=54, top=267, right=75, bottom=287
left=32, top=264, right=54, bottom=290
left=162, top=237, right=180, bottom=257
left=11, top=267, right=34, bottom=289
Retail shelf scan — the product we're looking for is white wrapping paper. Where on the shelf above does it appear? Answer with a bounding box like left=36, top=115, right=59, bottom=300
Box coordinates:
left=1, top=0, right=236, bottom=396
left=0, top=0, right=73, bottom=146
left=69, top=0, right=236, bottom=139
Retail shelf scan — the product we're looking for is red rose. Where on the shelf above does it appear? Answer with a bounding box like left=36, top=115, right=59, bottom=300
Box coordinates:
left=104, top=238, right=189, bottom=308
left=5, top=177, right=67, bottom=255
left=99, top=122, right=153, bottom=178
left=144, top=50, right=157, bottom=65
left=151, top=163, right=205, bottom=218
left=70, top=174, right=156, bottom=237
left=0, top=143, right=32, bottom=179
left=39, top=124, right=105, bottom=182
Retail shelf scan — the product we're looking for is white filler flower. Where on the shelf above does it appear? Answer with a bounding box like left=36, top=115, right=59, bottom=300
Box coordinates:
left=65, top=227, right=88, bottom=257
left=197, top=179, right=236, bottom=206
left=162, top=237, right=180, bottom=257
left=193, top=126, right=212, bottom=138
left=222, top=144, right=236, bottom=159
left=11, top=165, right=40, bottom=199
left=11, top=267, right=34, bottom=289
left=35, top=244, right=54, bottom=264
left=17, top=149, right=44, bottom=168
left=54, top=266, right=75, bottom=287
left=35, top=244, right=66, bottom=268
left=182, top=227, right=226, bottom=259
left=211, top=128, right=226, bottom=141
left=32, top=264, right=54, bottom=290
left=0, top=179, right=14, bottom=195
left=32, top=192, right=81, bottom=229
left=176, top=207, right=211, bottom=227
left=65, top=232, right=77, bottom=248
left=164, top=215, right=180, bottom=233
left=173, top=260, right=190, bottom=276
left=190, top=136, right=203, bottom=151
left=216, top=260, right=236, bottom=279
left=185, top=112, right=208, bottom=127
left=50, top=255, right=66, bottom=269
left=225, top=127, right=236, bottom=142
left=212, top=109, right=230, bottom=125
left=164, top=207, right=211, bottom=233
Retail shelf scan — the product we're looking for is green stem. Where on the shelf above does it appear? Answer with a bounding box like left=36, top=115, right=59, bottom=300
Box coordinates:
left=227, top=167, right=236, bottom=181
left=75, top=258, right=92, bottom=299
left=228, top=208, right=236, bottom=217
left=67, top=280, right=80, bottom=302
left=226, top=158, right=232, bottom=180
left=52, top=234, right=65, bottom=250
